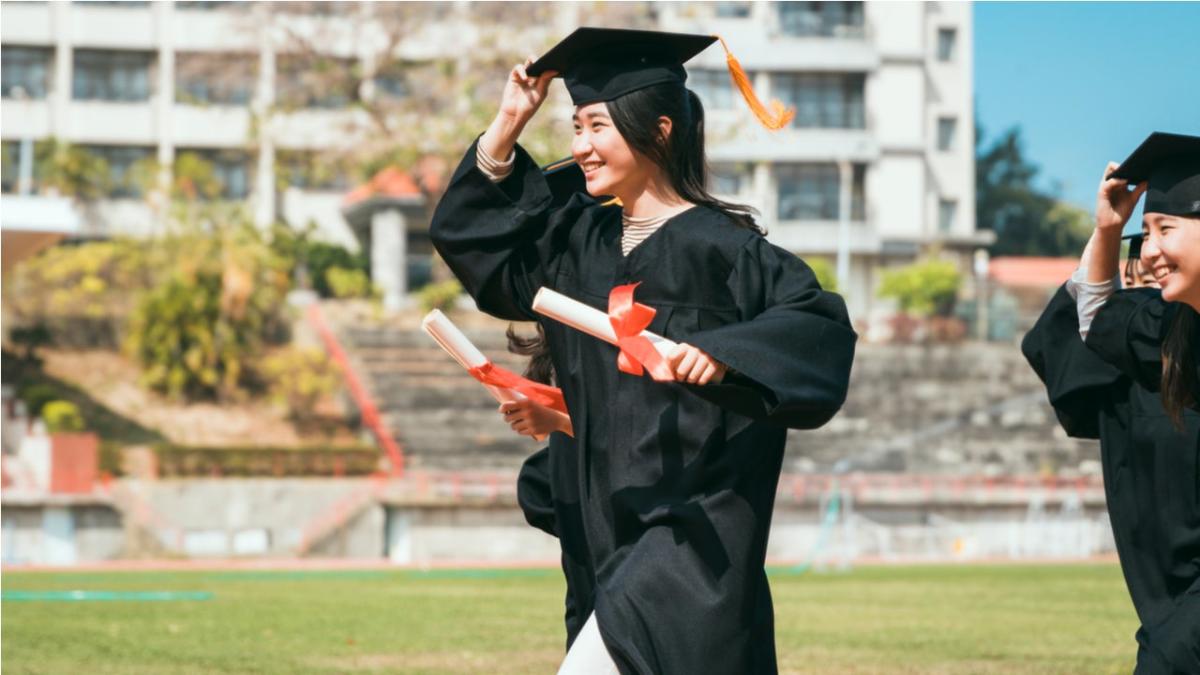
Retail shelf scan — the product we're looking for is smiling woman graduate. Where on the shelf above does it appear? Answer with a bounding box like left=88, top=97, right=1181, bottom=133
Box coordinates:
left=430, top=27, right=857, bottom=675
left=1023, top=132, right=1200, bottom=673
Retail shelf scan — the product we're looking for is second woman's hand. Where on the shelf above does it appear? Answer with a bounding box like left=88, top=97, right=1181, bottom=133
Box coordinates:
left=1096, top=161, right=1148, bottom=232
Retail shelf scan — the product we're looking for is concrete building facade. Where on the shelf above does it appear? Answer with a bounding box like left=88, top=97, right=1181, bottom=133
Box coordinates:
left=2, top=1, right=989, bottom=317
left=663, top=1, right=989, bottom=316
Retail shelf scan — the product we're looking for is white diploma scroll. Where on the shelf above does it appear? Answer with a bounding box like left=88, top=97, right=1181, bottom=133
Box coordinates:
left=531, top=287, right=677, bottom=357
left=421, top=309, right=525, bottom=405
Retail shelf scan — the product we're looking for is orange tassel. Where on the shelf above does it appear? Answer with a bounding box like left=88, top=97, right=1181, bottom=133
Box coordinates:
left=716, top=36, right=795, bottom=131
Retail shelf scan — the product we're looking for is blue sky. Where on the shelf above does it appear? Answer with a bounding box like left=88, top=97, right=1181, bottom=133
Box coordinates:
left=974, top=2, right=1200, bottom=215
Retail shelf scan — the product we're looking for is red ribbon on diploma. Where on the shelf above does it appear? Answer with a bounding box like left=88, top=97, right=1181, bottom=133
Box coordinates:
left=608, top=283, right=673, bottom=380
left=468, top=362, right=568, bottom=415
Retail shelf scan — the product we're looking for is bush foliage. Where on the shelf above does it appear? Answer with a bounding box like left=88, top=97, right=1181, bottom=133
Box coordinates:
left=878, top=259, right=963, bottom=317
left=261, top=347, right=342, bottom=419
left=418, top=279, right=463, bottom=314
left=125, top=216, right=291, bottom=400
left=152, top=443, right=380, bottom=477
left=42, top=400, right=86, bottom=433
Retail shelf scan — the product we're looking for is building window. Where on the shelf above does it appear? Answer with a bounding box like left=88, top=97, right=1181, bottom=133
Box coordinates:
left=937, top=116, right=957, bottom=151
left=937, top=28, right=957, bottom=62
left=710, top=163, right=752, bottom=196
left=772, top=72, right=865, bottom=129
left=688, top=69, right=734, bottom=111
left=2, top=46, right=52, bottom=99
left=776, top=163, right=865, bottom=221
left=777, top=2, right=865, bottom=38
left=176, top=149, right=252, bottom=200
left=939, top=199, right=957, bottom=233
left=371, top=61, right=410, bottom=101
left=1, top=142, right=19, bottom=193
left=84, top=145, right=154, bottom=198
left=714, top=1, right=752, bottom=18
left=176, top=52, right=255, bottom=105
left=73, top=49, right=153, bottom=102
left=276, top=150, right=351, bottom=191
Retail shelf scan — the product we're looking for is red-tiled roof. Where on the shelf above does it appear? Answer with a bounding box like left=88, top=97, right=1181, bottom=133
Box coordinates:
left=342, top=167, right=422, bottom=206
left=989, top=257, right=1078, bottom=288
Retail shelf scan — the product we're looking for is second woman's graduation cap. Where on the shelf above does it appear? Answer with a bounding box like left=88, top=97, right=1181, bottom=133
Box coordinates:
left=1109, top=132, right=1200, bottom=217
left=526, top=27, right=794, bottom=130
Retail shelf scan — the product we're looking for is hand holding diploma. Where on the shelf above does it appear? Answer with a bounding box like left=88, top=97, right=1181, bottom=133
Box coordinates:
left=532, top=285, right=726, bottom=385
left=422, top=309, right=567, bottom=441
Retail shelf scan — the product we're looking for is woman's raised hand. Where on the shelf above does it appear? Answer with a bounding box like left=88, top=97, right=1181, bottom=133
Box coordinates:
left=1096, top=161, right=1148, bottom=232
left=481, top=58, right=557, bottom=163
left=498, top=57, right=557, bottom=126
left=664, top=343, right=727, bottom=386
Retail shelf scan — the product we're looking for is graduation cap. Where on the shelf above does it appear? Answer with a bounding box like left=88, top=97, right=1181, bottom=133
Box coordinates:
left=1109, top=132, right=1200, bottom=218
left=527, top=27, right=794, bottom=130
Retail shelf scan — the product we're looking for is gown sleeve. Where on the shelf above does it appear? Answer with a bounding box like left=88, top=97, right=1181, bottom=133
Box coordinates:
left=1020, top=284, right=1125, bottom=439
left=515, top=445, right=557, bottom=538
left=1084, top=288, right=1175, bottom=395
left=684, top=237, right=857, bottom=430
left=429, top=139, right=585, bottom=321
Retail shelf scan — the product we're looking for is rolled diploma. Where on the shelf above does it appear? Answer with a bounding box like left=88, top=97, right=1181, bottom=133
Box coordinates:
left=421, top=309, right=525, bottom=404
left=531, top=288, right=677, bottom=357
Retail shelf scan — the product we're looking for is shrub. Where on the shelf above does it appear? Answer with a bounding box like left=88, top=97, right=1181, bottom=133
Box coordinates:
left=878, top=259, right=963, bottom=317
left=418, top=279, right=462, bottom=314
left=806, top=257, right=838, bottom=294
left=42, top=400, right=85, bottom=433
left=125, top=217, right=291, bottom=401
left=3, top=238, right=158, bottom=347
left=325, top=266, right=375, bottom=299
left=152, top=443, right=380, bottom=477
left=18, top=383, right=60, bottom=417
left=261, top=347, right=342, bottom=419
left=271, top=225, right=368, bottom=298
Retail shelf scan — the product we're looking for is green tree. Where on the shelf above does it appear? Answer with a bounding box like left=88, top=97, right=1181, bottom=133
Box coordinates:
left=976, top=125, right=1091, bottom=257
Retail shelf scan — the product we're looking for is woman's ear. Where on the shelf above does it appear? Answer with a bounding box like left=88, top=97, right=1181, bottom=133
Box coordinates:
left=657, top=115, right=673, bottom=145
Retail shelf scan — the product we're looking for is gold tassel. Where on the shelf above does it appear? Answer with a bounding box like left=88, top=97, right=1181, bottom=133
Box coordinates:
left=716, top=36, right=794, bottom=131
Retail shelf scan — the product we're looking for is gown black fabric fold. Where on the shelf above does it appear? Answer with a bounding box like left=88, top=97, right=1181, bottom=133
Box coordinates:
left=433, top=140, right=856, bottom=674
left=517, top=434, right=597, bottom=648
left=1023, top=286, right=1200, bottom=674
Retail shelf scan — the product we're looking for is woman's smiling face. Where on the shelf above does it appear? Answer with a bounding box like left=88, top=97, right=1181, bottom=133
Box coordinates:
left=571, top=102, right=649, bottom=199
left=1141, top=213, right=1200, bottom=309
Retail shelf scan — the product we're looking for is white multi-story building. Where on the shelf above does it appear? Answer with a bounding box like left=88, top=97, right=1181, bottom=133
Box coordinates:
left=665, top=1, right=990, bottom=316
left=2, top=1, right=988, bottom=317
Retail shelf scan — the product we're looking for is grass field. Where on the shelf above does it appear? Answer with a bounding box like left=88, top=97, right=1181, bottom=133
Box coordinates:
left=2, top=563, right=1138, bottom=674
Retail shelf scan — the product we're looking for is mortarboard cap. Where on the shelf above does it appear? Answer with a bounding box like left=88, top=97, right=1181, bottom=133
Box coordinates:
left=1109, top=132, right=1200, bottom=218
left=527, top=27, right=794, bottom=131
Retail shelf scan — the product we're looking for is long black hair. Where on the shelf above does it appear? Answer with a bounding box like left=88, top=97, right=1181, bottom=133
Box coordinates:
left=1162, top=304, right=1199, bottom=427
left=507, top=323, right=554, bottom=386
left=605, top=82, right=763, bottom=235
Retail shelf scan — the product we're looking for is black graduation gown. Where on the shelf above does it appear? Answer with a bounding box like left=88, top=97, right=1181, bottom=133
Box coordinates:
left=432, top=140, right=857, bottom=675
left=517, top=433, right=597, bottom=649
left=1022, top=287, right=1200, bottom=674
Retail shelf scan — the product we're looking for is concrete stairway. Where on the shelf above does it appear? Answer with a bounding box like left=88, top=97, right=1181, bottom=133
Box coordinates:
left=333, top=306, right=1093, bottom=478
left=341, top=319, right=543, bottom=471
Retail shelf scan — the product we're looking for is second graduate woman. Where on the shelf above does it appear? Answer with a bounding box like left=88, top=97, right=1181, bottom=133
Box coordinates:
left=1022, top=132, right=1200, bottom=673
left=431, top=28, right=856, bottom=675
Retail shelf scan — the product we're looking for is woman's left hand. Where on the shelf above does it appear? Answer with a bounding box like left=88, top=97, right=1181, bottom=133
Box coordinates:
left=665, top=343, right=727, bottom=385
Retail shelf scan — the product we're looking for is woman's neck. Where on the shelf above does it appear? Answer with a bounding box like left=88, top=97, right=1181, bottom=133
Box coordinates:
left=617, top=174, right=691, bottom=219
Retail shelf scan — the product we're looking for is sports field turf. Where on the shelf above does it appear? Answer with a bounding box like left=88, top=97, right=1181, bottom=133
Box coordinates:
left=2, top=563, right=1136, bottom=674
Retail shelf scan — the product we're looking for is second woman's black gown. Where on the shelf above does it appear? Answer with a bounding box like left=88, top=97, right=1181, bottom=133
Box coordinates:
left=1023, top=287, right=1200, bottom=673
left=433, top=141, right=857, bottom=674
